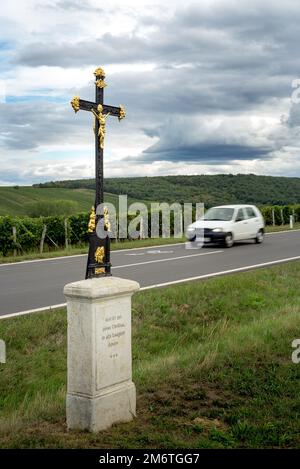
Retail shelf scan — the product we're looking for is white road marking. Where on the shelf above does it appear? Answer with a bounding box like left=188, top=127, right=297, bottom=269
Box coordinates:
left=0, top=253, right=87, bottom=267
left=0, top=303, right=66, bottom=320
left=113, top=250, right=223, bottom=269
left=2, top=253, right=300, bottom=320
left=146, top=250, right=174, bottom=254
left=125, top=253, right=145, bottom=256
left=112, top=241, right=184, bottom=251
left=265, top=229, right=300, bottom=235
left=0, top=241, right=185, bottom=267
left=140, top=255, right=300, bottom=290
left=0, top=229, right=298, bottom=268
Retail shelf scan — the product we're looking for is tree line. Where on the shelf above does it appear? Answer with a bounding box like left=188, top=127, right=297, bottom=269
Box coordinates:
left=33, top=174, right=300, bottom=207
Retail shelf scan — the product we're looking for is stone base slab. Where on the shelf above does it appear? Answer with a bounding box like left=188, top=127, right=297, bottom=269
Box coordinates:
left=66, top=381, right=136, bottom=432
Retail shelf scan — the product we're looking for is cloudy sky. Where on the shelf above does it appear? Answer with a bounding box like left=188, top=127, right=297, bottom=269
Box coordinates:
left=1, top=0, right=300, bottom=185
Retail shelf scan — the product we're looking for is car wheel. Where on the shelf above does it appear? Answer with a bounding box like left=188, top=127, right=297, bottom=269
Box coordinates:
left=186, top=235, right=196, bottom=242
left=224, top=232, right=234, bottom=248
left=255, top=229, right=264, bottom=244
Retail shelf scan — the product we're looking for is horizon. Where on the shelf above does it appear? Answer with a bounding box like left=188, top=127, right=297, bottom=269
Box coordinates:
left=0, top=171, right=299, bottom=189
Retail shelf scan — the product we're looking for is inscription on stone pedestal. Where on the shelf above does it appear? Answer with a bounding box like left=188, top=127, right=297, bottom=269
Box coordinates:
left=96, top=300, right=131, bottom=390
left=102, top=314, right=125, bottom=357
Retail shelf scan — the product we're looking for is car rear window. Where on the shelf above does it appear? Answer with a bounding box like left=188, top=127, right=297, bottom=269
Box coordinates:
left=245, top=207, right=257, bottom=218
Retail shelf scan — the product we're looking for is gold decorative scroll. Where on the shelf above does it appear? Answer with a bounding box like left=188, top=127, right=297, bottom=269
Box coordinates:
left=95, top=246, right=105, bottom=274
left=70, top=96, right=80, bottom=113
left=95, top=246, right=105, bottom=263
left=103, top=206, right=111, bottom=231
left=95, top=78, right=107, bottom=89
left=88, top=206, right=96, bottom=232
left=118, top=105, right=126, bottom=121
left=94, top=67, right=106, bottom=78
left=95, top=267, right=105, bottom=274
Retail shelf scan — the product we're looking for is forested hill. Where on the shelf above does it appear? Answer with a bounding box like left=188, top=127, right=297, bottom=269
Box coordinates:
left=33, top=174, right=300, bottom=206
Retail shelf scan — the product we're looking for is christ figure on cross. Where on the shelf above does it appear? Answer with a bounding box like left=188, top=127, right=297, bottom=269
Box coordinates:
left=91, top=104, right=110, bottom=149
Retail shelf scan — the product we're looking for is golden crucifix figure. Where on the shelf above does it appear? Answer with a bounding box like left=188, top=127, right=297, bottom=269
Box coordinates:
left=92, top=104, right=110, bottom=149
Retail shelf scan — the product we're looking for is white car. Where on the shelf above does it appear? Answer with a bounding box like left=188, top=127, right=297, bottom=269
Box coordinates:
left=186, top=205, right=265, bottom=248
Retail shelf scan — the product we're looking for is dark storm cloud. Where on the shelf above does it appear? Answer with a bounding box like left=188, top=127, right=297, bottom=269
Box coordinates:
left=140, top=144, right=272, bottom=164
left=15, top=34, right=168, bottom=68
left=0, top=91, right=136, bottom=152
left=39, top=0, right=104, bottom=13
left=55, top=0, right=102, bottom=11
left=107, top=67, right=290, bottom=119
left=15, top=1, right=300, bottom=76
left=133, top=117, right=275, bottom=164
left=287, top=102, right=300, bottom=127
left=0, top=101, right=88, bottom=150
left=14, top=1, right=299, bottom=114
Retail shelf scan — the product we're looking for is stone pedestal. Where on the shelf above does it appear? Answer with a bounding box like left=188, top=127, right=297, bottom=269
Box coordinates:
left=64, top=276, right=140, bottom=432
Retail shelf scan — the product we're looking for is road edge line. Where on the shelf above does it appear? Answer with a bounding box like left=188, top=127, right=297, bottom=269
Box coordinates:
left=2, top=254, right=300, bottom=319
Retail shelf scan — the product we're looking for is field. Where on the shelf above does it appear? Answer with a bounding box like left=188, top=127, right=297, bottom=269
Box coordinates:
left=0, top=261, right=299, bottom=448
left=0, top=186, right=140, bottom=216
left=4, top=173, right=300, bottom=217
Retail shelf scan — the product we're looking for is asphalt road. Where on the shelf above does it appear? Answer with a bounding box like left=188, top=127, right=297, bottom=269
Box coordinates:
left=0, top=230, right=300, bottom=318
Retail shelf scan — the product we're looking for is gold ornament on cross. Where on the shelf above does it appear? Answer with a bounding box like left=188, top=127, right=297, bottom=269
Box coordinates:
left=70, top=96, right=80, bottom=113
left=103, top=206, right=111, bottom=231
left=88, top=206, right=96, bottom=233
left=95, top=246, right=105, bottom=274
left=118, top=105, right=126, bottom=121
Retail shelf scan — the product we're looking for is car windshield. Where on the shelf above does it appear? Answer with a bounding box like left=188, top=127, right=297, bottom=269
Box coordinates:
left=202, top=207, right=234, bottom=221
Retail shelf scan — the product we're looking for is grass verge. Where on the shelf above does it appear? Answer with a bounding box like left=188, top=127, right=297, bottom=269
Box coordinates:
left=0, top=261, right=300, bottom=448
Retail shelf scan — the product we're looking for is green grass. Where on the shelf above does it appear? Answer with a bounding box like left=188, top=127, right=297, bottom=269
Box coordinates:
left=266, top=222, right=300, bottom=232
left=0, top=261, right=300, bottom=448
left=0, top=186, right=141, bottom=216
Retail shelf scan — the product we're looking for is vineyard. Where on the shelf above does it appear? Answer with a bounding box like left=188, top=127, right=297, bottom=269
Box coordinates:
left=0, top=204, right=299, bottom=258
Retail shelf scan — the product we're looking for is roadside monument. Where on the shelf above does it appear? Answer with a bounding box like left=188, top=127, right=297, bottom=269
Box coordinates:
left=70, top=67, right=125, bottom=278
left=65, top=68, right=139, bottom=432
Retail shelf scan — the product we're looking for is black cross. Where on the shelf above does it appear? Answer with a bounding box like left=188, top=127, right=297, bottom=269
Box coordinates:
left=71, top=67, right=125, bottom=279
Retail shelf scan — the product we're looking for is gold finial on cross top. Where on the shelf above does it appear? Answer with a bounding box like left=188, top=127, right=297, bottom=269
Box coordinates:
left=94, top=67, right=106, bottom=88
left=94, top=67, right=105, bottom=78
